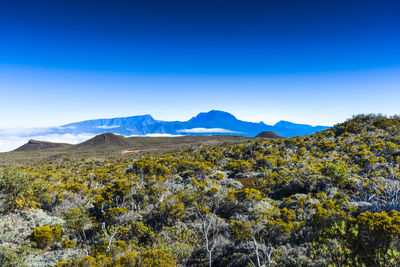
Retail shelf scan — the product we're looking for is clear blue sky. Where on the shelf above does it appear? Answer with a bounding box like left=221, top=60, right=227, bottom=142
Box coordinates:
left=0, top=0, right=399, bottom=127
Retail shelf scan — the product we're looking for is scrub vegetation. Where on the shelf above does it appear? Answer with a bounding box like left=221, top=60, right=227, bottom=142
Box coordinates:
left=1, top=114, right=400, bottom=266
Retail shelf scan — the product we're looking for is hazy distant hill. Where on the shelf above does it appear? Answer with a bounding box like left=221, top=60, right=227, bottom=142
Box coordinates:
left=74, top=133, right=130, bottom=149
left=256, top=131, right=283, bottom=139
left=14, top=139, right=70, bottom=152
left=53, top=110, right=329, bottom=137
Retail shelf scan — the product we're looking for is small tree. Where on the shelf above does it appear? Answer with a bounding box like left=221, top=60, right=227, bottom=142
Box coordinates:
left=192, top=177, right=228, bottom=267
left=62, top=206, right=92, bottom=241
left=195, top=204, right=221, bottom=267
left=230, top=219, right=275, bottom=267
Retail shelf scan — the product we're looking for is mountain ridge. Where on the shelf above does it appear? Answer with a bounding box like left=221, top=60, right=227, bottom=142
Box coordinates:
left=49, top=110, right=330, bottom=138
left=14, top=139, right=71, bottom=152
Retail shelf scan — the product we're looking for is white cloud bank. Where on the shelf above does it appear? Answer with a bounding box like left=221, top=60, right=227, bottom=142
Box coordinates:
left=0, top=127, right=53, bottom=137
left=0, top=127, right=185, bottom=152
left=145, top=133, right=183, bottom=137
left=0, top=127, right=238, bottom=153
left=0, top=129, right=96, bottom=152
left=177, top=128, right=240, bottom=134
left=128, top=133, right=183, bottom=137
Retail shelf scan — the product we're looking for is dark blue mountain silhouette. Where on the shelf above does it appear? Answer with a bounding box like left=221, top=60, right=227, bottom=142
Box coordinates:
left=56, top=110, right=329, bottom=137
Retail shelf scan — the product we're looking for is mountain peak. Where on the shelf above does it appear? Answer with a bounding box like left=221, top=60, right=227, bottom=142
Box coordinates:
left=274, top=120, right=296, bottom=127
left=189, top=110, right=237, bottom=123
left=75, top=133, right=129, bottom=149
left=132, top=114, right=155, bottom=120
left=256, top=131, right=283, bottom=139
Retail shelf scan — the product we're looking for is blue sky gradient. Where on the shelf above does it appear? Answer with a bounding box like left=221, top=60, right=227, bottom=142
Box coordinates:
left=0, top=0, right=399, bottom=127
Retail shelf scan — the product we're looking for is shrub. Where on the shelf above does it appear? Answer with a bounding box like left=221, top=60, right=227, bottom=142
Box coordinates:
left=0, top=245, right=22, bottom=267
left=352, top=210, right=400, bottom=264
left=230, top=220, right=253, bottom=241
left=140, top=249, right=177, bottom=267
left=321, top=163, right=351, bottom=186
left=0, top=170, right=48, bottom=211
left=115, top=251, right=139, bottom=266
left=62, top=206, right=91, bottom=241
left=55, top=260, right=68, bottom=267
left=31, top=225, right=62, bottom=249
left=61, top=238, right=76, bottom=249
left=76, top=254, right=112, bottom=267
left=224, top=160, right=253, bottom=176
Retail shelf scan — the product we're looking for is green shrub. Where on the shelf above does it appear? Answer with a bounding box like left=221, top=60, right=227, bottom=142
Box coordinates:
left=351, top=210, right=400, bottom=265
left=55, top=260, right=68, bottom=267
left=322, top=163, right=350, bottom=186
left=61, top=238, right=76, bottom=249
left=224, top=160, right=253, bottom=175
left=115, top=251, right=139, bottom=266
left=62, top=206, right=91, bottom=241
left=31, top=225, right=61, bottom=249
left=0, top=245, right=22, bottom=267
left=140, top=249, right=177, bottom=267
left=0, top=170, right=48, bottom=211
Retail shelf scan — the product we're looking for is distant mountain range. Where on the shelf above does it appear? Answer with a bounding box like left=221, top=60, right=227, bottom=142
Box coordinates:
left=51, top=110, right=329, bottom=138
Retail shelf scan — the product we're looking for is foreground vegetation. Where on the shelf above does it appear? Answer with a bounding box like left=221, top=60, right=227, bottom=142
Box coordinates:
left=1, top=114, right=400, bottom=266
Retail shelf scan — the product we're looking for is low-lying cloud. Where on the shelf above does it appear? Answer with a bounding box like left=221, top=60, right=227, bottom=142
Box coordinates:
left=0, top=128, right=185, bottom=152
left=144, top=133, right=183, bottom=137
left=0, top=127, right=96, bottom=152
left=177, top=128, right=240, bottom=134
left=128, top=133, right=183, bottom=137
left=0, top=127, right=54, bottom=137
left=0, top=127, right=237, bottom=152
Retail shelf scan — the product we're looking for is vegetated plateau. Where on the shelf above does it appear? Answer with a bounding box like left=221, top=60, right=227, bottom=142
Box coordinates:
left=1, top=114, right=400, bottom=266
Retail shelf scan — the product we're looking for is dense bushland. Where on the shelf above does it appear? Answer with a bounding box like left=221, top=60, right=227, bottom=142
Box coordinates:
left=1, top=114, right=400, bottom=266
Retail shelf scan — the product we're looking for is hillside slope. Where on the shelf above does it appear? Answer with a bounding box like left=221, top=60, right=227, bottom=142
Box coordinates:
left=13, top=139, right=70, bottom=152
left=2, top=114, right=399, bottom=266
left=72, top=133, right=130, bottom=149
